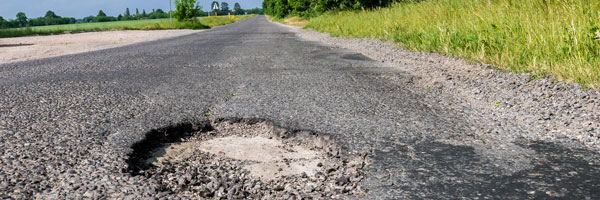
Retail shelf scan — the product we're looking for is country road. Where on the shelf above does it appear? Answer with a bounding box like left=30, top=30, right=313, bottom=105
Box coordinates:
left=1, top=15, right=599, bottom=199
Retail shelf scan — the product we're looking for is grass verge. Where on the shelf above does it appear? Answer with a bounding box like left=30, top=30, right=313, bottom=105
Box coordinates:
left=305, top=0, right=600, bottom=88
left=0, top=15, right=255, bottom=38
left=268, top=16, right=308, bottom=27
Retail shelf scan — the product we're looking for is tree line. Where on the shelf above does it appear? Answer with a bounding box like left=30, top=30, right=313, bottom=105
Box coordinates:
left=0, top=8, right=171, bottom=29
left=81, top=8, right=172, bottom=23
left=0, top=2, right=263, bottom=29
left=208, top=1, right=263, bottom=16
left=263, top=0, right=411, bottom=18
left=169, top=0, right=262, bottom=22
left=0, top=11, right=75, bottom=28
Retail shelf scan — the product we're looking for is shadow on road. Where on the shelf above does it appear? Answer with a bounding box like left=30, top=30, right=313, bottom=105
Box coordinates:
left=0, top=43, right=34, bottom=48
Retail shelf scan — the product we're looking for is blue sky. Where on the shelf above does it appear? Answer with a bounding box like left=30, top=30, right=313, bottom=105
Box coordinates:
left=0, top=0, right=263, bottom=19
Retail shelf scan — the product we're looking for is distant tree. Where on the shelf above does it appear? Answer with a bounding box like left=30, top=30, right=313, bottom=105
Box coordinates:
left=0, top=16, right=9, bottom=29
left=117, top=14, right=123, bottom=20
left=194, top=6, right=206, bottom=17
left=245, top=8, right=263, bottom=14
left=173, top=0, right=200, bottom=21
left=122, top=8, right=131, bottom=20
left=95, top=10, right=116, bottom=22
left=97, top=10, right=107, bottom=17
left=45, top=10, right=58, bottom=18
left=148, top=8, right=168, bottom=19
left=142, top=9, right=147, bottom=18
left=233, top=3, right=244, bottom=15
left=42, top=10, right=62, bottom=25
left=16, top=12, right=28, bottom=27
left=82, top=16, right=95, bottom=23
left=135, top=8, right=140, bottom=17
left=220, top=2, right=229, bottom=12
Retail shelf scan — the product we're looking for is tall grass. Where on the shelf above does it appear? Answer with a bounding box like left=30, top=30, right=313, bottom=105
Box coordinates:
left=0, top=15, right=254, bottom=38
left=306, top=0, right=600, bottom=88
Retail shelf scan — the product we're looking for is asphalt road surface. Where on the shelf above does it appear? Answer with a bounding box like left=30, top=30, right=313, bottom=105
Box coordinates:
left=1, top=16, right=599, bottom=199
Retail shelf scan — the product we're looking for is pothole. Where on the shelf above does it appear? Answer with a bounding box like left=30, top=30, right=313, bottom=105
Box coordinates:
left=126, top=119, right=368, bottom=199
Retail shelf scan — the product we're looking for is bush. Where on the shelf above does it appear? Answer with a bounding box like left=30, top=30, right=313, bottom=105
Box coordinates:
left=174, top=0, right=200, bottom=21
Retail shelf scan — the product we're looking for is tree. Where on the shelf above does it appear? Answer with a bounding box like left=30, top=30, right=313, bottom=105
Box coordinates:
left=233, top=3, right=244, bottom=15
left=148, top=8, right=168, bottom=19
left=95, top=10, right=116, bottom=22
left=45, top=10, right=58, bottom=19
left=0, top=16, right=8, bottom=29
left=173, top=0, right=200, bottom=21
left=97, top=10, right=107, bottom=17
left=82, top=16, right=95, bottom=23
left=287, top=0, right=311, bottom=16
left=136, top=8, right=140, bottom=17
left=42, top=10, right=61, bottom=25
left=220, top=2, right=229, bottom=12
left=122, top=8, right=131, bottom=20
left=142, top=9, right=147, bottom=18
left=16, top=12, right=27, bottom=27
left=246, top=8, right=264, bottom=14
left=263, top=0, right=289, bottom=18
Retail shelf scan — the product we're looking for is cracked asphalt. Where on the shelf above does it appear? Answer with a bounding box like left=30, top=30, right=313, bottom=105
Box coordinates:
left=1, top=15, right=599, bottom=199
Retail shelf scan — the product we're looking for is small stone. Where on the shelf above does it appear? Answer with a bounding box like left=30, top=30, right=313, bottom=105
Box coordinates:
left=335, top=176, right=350, bottom=186
left=273, top=185, right=284, bottom=191
left=305, top=185, right=314, bottom=192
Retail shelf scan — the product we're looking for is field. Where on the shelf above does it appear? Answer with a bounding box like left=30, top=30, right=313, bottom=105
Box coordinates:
left=306, top=0, right=600, bottom=88
left=0, top=15, right=255, bottom=38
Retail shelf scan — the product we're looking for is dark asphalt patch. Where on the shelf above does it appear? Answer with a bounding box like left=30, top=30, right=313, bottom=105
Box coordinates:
left=342, top=53, right=373, bottom=61
left=366, top=140, right=600, bottom=199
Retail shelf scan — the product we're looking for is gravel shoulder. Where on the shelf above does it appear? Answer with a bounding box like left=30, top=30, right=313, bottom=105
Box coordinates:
left=0, top=30, right=202, bottom=64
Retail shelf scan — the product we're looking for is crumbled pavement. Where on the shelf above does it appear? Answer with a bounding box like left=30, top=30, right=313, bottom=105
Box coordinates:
left=1, top=16, right=599, bottom=199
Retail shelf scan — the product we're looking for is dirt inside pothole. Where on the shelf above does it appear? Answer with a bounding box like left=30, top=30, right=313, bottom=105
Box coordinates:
left=127, top=119, right=368, bottom=199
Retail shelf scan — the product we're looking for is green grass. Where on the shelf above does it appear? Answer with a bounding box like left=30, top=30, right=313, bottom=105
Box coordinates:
left=306, top=0, right=600, bottom=88
left=0, top=15, right=255, bottom=38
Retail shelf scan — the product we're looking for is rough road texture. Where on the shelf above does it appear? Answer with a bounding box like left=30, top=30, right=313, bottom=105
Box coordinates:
left=1, top=16, right=599, bottom=199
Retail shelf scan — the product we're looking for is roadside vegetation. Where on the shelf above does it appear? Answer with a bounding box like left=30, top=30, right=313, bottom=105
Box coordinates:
left=0, top=1, right=262, bottom=38
left=0, top=16, right=254, bottom=38
left=266, top=0, right=600, bottom=89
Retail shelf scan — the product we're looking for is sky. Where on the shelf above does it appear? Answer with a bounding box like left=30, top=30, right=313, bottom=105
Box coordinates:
left=0, top=0, right=263, bottom=19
